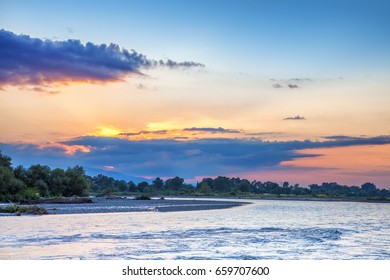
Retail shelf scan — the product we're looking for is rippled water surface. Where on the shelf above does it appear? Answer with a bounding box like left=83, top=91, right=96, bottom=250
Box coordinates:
left=1, top=199, right=389, bottom=259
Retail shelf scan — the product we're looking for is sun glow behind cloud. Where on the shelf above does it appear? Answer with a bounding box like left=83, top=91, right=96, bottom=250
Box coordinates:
left=89, top=123, right=250, bottom=141
left=94, top=126, right=123, bottom=137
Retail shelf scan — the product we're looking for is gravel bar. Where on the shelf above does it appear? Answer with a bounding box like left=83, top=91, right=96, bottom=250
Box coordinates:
left=39, top=197, right=249, bottom=215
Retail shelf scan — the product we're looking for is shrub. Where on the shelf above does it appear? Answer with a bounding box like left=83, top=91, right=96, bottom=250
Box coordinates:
left=135, top=195, right=151, bottom=200
left=0, top=204, right=48, bottom=215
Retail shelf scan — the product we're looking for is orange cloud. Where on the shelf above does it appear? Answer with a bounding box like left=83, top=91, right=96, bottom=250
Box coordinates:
left=104, top=165, right=115, bottom=170
left=49, top=144, right=91, bottom=155
left=36, top=143, right=92, bottom=155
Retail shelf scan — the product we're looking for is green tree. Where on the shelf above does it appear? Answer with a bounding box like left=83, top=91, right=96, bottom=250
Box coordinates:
left=13, top=165, right=28, bottom=184
left=199, top=182, right=211, bottom=194
left=27, top=164, right=51, bottom=189
left=50, top=168, right=70, bottom=196
left=137, top=181, right=149, bottom=193
left=128, top=181, right=137, bottom=192
left=0, top=151, right=12, bottom=169
left=0, top=166, right=25, bottom=198
left=361, top=182, right=377, bottom=197
left=238, top=180, right=251, bottom=193
left=114, top=180, right=128, bottom=192
left=201, top=178, right=214, bottom=190
left=164, top=176, right=184, bottom=191
left=213, top=176, right=231, bottom=192
left=0, top=152, right=27, bottom=201
left=33, top=179, right=49, bottom=197
left=152, top=177, right=164, bottom=189
left=90, top=174, right=115, bottom=193
left=64, top=166, right=89, bottom=196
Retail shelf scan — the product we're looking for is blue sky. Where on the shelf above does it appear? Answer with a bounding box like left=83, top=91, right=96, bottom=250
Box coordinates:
left=2, top=0, right=389, bottom=76
left=1, top=0, right=390, bottom=187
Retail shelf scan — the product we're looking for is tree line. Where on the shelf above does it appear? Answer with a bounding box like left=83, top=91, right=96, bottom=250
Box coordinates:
left=0, top=151, right=89, bottom=202
left=1, top=151, right=389, bottom=202
left=197, top=177, right=390, bottom=198
left=88, top=173, right=389, bottom=199
left=88, top=174, right=390, bottom=199
left=88, top=174, right=194, bottom=196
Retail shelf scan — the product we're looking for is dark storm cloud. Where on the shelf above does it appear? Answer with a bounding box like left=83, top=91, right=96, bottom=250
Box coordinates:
left=245, top=132, right=283, bottom=136
left=271, top=83, right=299, bottom=89
left=287, top=84, right=299, bottom=89
left=271, top=78, right=313, bottom=89
left=0, top=29, right=204, bottom=88
left=289, top=78, right=312, bottom=82
left=183, top=127, right=241, bottom=134
left=119, top=130, right=168, bottom=136
left=158, top=59, right=204, bottom=68
left=283, top=115, right=305, bottom=120
left=56, top=137, right=316, bottom=177
left=2, top=135, right=390, bottom=180
left=321, top=135, right=390, bottom=146
left=322, top=135, right=363, bottom=141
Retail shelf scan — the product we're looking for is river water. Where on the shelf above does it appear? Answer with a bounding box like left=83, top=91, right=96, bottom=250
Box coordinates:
left=0, top=198, right=389, bottom=259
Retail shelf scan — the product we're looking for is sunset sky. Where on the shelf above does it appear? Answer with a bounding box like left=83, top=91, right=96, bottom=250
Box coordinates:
left=1, top=0, right=389, bottom=187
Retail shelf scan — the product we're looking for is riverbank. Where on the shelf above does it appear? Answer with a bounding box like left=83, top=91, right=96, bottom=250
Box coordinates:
left=181, top=193, right=390, bottom=203
left=0, top=197, right=249, bottom=216
left=240, top=195, right=390, bottom=203
left=2, top=194, right=388, bottom=216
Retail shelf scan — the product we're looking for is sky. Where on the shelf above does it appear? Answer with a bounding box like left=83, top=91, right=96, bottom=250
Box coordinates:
left=1, top=0, right=390, bottom=187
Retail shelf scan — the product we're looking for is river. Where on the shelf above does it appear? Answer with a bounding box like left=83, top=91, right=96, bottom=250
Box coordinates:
left=1, top=198, right=389, bottom=259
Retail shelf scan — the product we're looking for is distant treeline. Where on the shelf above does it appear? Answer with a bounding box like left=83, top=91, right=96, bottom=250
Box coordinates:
left=89, top=173, right=390, bottom=199
left=1, top=151, right=389, bottom=202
